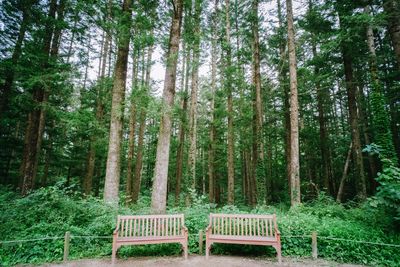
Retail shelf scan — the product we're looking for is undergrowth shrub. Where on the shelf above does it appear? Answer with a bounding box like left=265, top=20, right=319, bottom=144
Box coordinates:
left=0, top=186, right=399, bottom=266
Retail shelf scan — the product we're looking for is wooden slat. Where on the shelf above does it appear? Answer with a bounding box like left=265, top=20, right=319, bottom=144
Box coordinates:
left=149, top=218, right=156, bottom=236
left=158, top=218, right=160, bottom=236
left=236, top=217, right=239, bottom=235
left=118, top=214, right=186, bottom=219
left=125, top=219, right=128, bottom=237
left=213, top=217, right=216, bottom=235
left=211, top=214, right=275, bottom=219
left=164, top=217, right=167, bottom=236
left=250, top=218, right=253, bottom=236
left=177, top=217, right=180, bottom=236
left=145, top=218, right=148, bottom=236
left=221, top=218, right=225, bottom=235
left=269, top=219, right=273, bottom=236
left=121, top=219, right=125, bottom=237
left=133, top=218, right=137, bottom=236
left=174, top=217, right=176, bottom=236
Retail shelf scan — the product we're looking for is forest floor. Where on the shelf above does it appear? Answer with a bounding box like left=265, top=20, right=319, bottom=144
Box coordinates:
left=25, top=255, right=366, bottom=267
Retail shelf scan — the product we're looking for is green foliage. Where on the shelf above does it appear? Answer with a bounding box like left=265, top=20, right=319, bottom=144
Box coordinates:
left=0, top=185, right=120, bottom=266
left=364, top=144, right=400, bottom=224
left=1, top=187, right=399, bottom=266
left=369, top=161, right=400, bottom=223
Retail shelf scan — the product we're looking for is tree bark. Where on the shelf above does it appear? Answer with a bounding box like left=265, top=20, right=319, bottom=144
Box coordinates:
left=175, top=44, right=190, bottom=205
left=20, top=0, right=58, bottom=195
left=383, top=0, right=400, bottom=70
left=32, top=0, right=66, bottom=185
left=365, top=6, right=398, bottom=166
left=286, top=0, right=301, bottom=206
left=125, top=48, right=139, bottom=201
left=103, top=0, right=133, bottom=205
left=277, top=0, right=291, bottom=195
left=84, top=23, right=109, bottom=196
left=308, top=0, right=332, bottom=194
left=225, top=0, right=235, bottom=205
left=187, top=0, right=202, bottom=196
left=355, top=81, right=377, bottom=185
left=132, top=45, right=153, bottom=203
left=339, top=13, right=367, bottom=200
left=151, top=0, right=183, bottom=214
left=208, top=0, right=218, bottom=204
left=250, top=0, right=263, bottom=206
left=336, top=141, right=353, bottom=203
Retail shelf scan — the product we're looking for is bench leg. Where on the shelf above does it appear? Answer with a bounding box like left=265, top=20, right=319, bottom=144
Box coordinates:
left=112, top=243, right=117, bottom=265
left=181, top=241, right=188, bottom=260
left=205, top=240, right=211, bottom=259
left=274, top=244, right=282, bottom=264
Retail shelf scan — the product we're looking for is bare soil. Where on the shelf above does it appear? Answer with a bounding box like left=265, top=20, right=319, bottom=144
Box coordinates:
left=31, top=255, right=366, bottom=267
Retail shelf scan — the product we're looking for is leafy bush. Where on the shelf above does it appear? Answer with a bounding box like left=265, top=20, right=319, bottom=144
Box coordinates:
left=0, top=186, right=399, bottom=266
left=369, top=161, right=400, bottom=224
left=364, top=143, right=400, bottom=227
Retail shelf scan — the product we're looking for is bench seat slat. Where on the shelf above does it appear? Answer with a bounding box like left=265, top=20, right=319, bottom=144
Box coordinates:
left=209, top=234, right=277, bottom=242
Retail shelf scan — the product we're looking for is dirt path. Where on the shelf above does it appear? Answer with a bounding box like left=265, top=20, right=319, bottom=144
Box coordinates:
left=32, top=255, right=365, bottom=267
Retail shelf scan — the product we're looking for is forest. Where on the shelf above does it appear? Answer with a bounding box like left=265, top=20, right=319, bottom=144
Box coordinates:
left=0, top=0, right=399, bottom=266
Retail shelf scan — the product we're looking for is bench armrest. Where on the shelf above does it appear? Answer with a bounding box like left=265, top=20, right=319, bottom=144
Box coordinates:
left=205, top=223, right=212, bottom=234
left=275, top=229, right=280, bottom=236
left=182, top=225, right=188, bottom=238
left=113, top=227, right=119, bottom=236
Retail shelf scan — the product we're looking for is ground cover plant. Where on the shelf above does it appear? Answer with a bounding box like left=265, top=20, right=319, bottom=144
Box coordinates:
left=0, top=185, right=398, bottom=266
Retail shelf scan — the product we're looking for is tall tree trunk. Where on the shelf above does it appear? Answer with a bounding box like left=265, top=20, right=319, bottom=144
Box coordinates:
left=188, top=0, right=202, bottom=196
left=286, top=0, right=301, bottom=206
left=84, top=28, right=108, bottom=195
left=151, top=0, right=184, bottom=214
left=20, top=0, right=58, bottom=195
left=339, top=14, right=367, bottom=200
left=250, top=0, right=263, bottom=206
left=336, top=141, right=353, bottom=203
left=355, top=81, right=377, bottom=184
left=365, top=6, right=398, bottom=166
left=32, top=0, right=66, bottom=184
left=132, top=45, right=153, bottom=203
left=277, top=0, right=291, bottom=195
left=82, top=34, right=92, bottom=91
left=175, top=44, right=190, bottom=205
left=66, top=11, right=78, bottom=64
left=383, top=0, right=400, bottom=70
left=208, top=0, right=218, bottom=204
left=41, top=138, right=51, bottom=187
left=103, top=0, right=133, bottom=205
left=309, top=0, right=331, bottom=194
left=225, top=0, right=235, bottom=205
left=125, top=48, right=139, bottom=201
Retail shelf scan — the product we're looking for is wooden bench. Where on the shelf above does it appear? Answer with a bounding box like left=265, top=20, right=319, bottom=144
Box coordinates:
left=112, top=214, right=188, bottom=263
left=205, top=213, right=281, bottom=263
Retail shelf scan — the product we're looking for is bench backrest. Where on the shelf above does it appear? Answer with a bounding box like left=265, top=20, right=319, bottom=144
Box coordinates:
left=209, top=213, right=277, bottom=238
left=116, top=214, right=185, bottom=238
